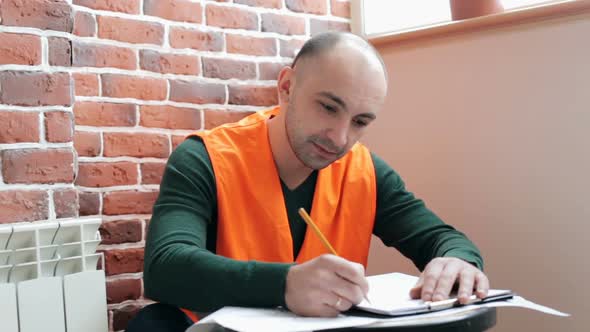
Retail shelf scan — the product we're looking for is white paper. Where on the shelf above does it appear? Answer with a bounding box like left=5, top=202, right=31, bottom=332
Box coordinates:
left=186, top=307, right=379, bottom=332
left=185, top=272, right=570, bottom=332
left=481, top=296, right=569, bottom=316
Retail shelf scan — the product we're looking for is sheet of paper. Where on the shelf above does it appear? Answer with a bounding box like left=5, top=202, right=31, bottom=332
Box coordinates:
left=185, top=272, right=569, bottom=332
left=481, top=296, right=569, bottom=317
left=363, top=296, right=569, bottom=328
left=359, top=273, right=422, bottom=310
left=186, top=307, right=380, bottom=332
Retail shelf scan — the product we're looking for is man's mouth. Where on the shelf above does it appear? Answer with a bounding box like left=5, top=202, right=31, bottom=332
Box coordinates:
left=312, top=142, right=339, bottom=156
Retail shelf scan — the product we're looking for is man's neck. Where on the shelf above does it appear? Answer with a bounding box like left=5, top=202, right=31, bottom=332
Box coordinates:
left=267, top=115, right=314, bottom=190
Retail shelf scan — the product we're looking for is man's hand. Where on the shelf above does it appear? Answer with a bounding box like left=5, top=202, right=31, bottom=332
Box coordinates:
left=409, top=257, right=489, bottom=304
left=285, top=254, right=369, bottom=317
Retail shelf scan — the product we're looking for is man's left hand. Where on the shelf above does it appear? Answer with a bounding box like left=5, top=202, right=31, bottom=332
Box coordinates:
left=409, top=257, right=489, bottom=304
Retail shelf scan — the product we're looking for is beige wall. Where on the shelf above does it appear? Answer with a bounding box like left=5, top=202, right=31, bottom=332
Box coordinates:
left=364, top=12, right=590, bottom=332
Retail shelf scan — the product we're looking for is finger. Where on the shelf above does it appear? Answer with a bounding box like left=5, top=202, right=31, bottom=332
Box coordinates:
left=457, top=269, right=476, bottom=304
left=431, top=261, right=462, bottom=302
left=319, top=304, right=341, bottom=317
left=322, top=269, right=365, bottom=304
left=327, top=257, right=369, bottom=298
left=331, top=293, right=353, bottom=312
left=409, top=274, right=424, bottom=299
left=420, top=261, right=445, bottom=302
left=336, top=263, right=368, bottom=294
left=474, top=272, right=490, bottom=298
left=318, top=293, right=342, bottom=317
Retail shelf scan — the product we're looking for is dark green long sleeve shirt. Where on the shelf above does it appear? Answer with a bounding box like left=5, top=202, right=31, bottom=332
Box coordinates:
left=144, top=137, right=483, bottom=312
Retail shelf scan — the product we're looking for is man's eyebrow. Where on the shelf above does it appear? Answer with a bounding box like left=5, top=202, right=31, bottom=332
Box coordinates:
left=318, top=91, right=377, bottom=120
left=318, top=91, right=347, bottom=109
left=356, top=113, right=376, bottom=120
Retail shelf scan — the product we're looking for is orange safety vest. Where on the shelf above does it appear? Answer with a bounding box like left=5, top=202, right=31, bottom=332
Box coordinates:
left=182, top=106, right=377, bottom=321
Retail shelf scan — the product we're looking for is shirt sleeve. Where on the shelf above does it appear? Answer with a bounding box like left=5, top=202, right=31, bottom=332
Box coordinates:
left=371, top=153, right=484, bottom=271
left=143, top=137, right=292, bottom=312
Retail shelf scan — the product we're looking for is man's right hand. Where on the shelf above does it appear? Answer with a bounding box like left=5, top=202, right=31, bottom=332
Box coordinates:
left=285, top=254, right=369, bottom=317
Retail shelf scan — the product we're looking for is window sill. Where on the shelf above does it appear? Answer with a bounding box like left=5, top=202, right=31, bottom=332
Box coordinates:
left=366, top=0, right=590, bottom=47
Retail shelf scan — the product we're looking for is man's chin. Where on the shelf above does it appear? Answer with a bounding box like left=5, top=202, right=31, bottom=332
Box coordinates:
left=303, top=157, right=338, bottom=170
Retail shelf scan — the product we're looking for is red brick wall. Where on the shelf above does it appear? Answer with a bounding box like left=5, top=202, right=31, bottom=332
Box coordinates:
left=0, top=0, right=350, bottom=330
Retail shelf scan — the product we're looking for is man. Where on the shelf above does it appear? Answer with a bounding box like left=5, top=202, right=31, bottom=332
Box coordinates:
left=126, top=32, right=489, bottom=332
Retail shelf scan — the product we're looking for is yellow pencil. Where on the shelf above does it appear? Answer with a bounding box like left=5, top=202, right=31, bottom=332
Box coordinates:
left=298, top=208, right=338, bottom=255
left=297, top=207, right=371, bottom=304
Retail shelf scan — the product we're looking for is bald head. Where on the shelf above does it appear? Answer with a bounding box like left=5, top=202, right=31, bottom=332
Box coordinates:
left=275, top=33, right=388, bottom=170
left=291, top=32, right=388, bottom=84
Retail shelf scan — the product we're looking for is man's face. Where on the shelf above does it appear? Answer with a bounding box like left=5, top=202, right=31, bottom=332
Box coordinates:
left=284, top=49, right=387, bottom=170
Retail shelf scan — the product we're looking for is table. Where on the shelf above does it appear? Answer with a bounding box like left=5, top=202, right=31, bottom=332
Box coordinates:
left=327, top=307, right=496, bottom=332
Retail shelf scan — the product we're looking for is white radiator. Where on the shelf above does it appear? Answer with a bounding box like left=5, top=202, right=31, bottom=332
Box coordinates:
left=0, top=218, right=108, bottom=332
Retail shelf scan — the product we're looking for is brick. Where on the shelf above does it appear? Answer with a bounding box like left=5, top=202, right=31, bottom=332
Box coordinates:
left=101, top=74, right=167, bottom=101
left=331, top=0, right=351, bottom=18
left=112, top=304, right=142, bottom=332
left=226, top=34, right=276, bottom=56
left=100, top=219, right=142, bottom=245
left=0, top=0, right=73, bottom=32
left=0, top=33, right=41, bottom=65
left=106, top=278, right=142, bottom=304
left=73, top=11, right=96, bottom=37
left=79, top=191, right=100, bottom=216
left=0, top=111, right=39, bottom=143
left=139, top=50, right=200, bottom=76
left=73, top=0, right=140, bottom=14
left=144, top=0, right=202, bottom=23
left=48, top=37, right=72, bottom=67
left=45, top=111, right=73, bottom=143
left=310, top=19, right=350, bottom=36
left=202, top=58, right=256, bottom=80
left=73, top=42, right=136, bottom=70
left=172, top=135, right=186, bottom=150
left=169, top=80, right=225, bottom=104
left=53, top=189, right=78, bottom=218
left=140, top=105, right=201, bottom=130
left=141, top=163, right=166, bottom=185
left=2, top=149, right=74, bottom=184
left=0, top=71, right=72, bottom=106
left=235, top=0, right=282, bottom=9
left=73, top=73, right=99, bottom=96
left=204, top=109, right=255, bottom=129
left=103, top=133, right=169, bottom=158
left=229, top=85, right=278, bottom=106
left=206, top=4, right=258, bottom=30
left=103, top=191, right=158, bottom=215
left=102, top=247, right=144, bottom=275
left=286, top=0, right=327, bottom=14
left=169, top=27, right=223, bottom=52
left=280, top=38, right=305, bottom=58
left=0, top=191, right=48, bottom=223
left=262, top=13, right=305, bottom=35
left=98, top=16, right=164, bottom=45
left=74, top=131, right=101, bottom=157
left=74, top=102, right=137, bottom=127
left=259, top=62, right=287, bottom=81
left=76, top=162, right=138, bottom=187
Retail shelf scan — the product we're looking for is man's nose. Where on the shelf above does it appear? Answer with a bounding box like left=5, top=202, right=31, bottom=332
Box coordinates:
left=326, top=121, right=348, bottom=150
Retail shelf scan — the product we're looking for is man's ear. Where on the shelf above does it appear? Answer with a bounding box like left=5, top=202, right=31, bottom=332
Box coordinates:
left=277, top=67, right=294, bottom=103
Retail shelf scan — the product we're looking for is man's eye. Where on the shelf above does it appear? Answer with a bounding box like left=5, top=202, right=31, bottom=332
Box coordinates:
left=320, top=102, right=337, bottom=113
left=353, top=119, right=368, bottom=127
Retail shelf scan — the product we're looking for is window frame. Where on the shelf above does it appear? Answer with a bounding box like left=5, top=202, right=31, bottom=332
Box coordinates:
left=351, top=0, right=590, bottom=46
